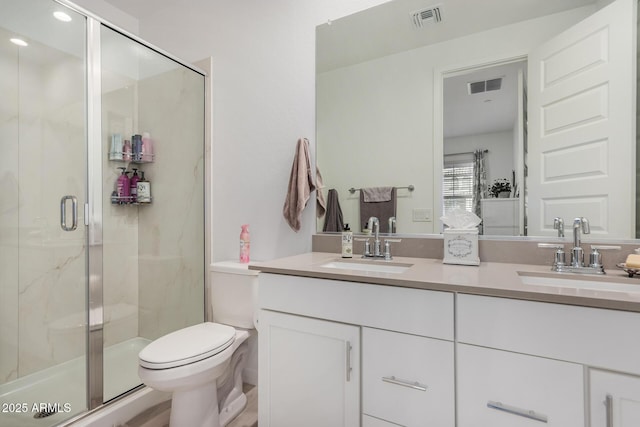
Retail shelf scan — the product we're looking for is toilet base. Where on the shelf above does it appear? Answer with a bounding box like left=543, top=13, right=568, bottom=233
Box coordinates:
left=219, top=392, right=247, bottom=427
left=170, top=381, right=220, bottom=427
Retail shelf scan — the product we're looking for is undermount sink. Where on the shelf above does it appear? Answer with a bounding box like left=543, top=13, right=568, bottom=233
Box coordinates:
left=518, top=272, right=640, bottom=293
left=320, top=260, right=412, bottom=274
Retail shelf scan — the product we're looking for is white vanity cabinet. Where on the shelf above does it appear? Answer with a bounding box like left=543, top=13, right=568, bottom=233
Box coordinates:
left=258, top=272, right=455, bottom=427
left=458, top=294, right=640, bottom=427
left=589, top=369, right=640, bottom=427
left=259, top=309, right=360, bottom=427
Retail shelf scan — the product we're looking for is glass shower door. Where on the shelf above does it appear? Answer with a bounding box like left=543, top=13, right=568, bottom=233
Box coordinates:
left=0, top=0, right=88, bottom=426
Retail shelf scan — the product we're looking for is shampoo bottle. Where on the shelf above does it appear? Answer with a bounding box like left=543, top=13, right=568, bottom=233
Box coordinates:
left=129, top=168, right=140, bottom=203
left=136, top=171, right=152, bottom=204
left=132, top=134, right=142, bottom=162
left=116, top=167, right=130, bottom=203
left=240, top=224, right=250, bottom=263
left=341, top=224, right=353, bottom=258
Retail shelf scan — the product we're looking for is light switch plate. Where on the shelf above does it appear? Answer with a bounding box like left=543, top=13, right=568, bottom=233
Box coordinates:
left=412, top=208, right=432, bottom=222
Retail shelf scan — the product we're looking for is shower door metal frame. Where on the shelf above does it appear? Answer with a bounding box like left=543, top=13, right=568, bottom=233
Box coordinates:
left=86, top=15, right=104, bottom=410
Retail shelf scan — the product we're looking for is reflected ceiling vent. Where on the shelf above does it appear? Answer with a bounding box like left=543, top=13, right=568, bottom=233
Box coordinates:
left=467, top=77, right=503, bottom=94
left=410, top=5, right=442, bottom=28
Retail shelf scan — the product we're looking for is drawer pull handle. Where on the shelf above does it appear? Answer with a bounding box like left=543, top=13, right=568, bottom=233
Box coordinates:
left=487, top=400, right=548, bottom=423
left=346, top=341, right=352, bottom=382
left=381, top=376, right=427, bottom=392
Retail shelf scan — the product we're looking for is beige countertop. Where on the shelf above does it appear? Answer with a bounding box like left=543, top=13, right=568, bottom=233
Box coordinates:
left=250, top=252, right=640, bottom=312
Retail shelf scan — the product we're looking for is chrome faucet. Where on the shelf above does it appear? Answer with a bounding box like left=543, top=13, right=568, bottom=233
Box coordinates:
left=571, top=217, right=590, bottom=267
left=539, top=216, right=620, bottom=274
left=362, top=216, right=401, bottom=260
left=553, top=217, right=564, bottom=238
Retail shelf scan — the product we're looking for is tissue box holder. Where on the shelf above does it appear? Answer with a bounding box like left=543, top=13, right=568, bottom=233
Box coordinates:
left=443, top=229, right=479, bottom=266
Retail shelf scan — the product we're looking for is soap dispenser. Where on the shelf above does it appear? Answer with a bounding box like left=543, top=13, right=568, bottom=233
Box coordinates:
left=341, top=224, right=353, bottom=258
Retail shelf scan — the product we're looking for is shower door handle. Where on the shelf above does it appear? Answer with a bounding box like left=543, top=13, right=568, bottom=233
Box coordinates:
left=60, top=195, right=78, bottom=231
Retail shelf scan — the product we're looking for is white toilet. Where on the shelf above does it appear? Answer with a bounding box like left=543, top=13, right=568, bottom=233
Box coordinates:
left=138, top=261, right=258, bottom=427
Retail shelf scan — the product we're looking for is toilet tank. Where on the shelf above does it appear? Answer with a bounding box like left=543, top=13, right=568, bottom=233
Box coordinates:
left=210, top=261, right=259, bottom=329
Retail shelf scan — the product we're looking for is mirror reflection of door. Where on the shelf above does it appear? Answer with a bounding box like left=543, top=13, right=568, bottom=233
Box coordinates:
left=527, top=0, right=636, bottom=239
left=443, top=60, right=527, bottom=236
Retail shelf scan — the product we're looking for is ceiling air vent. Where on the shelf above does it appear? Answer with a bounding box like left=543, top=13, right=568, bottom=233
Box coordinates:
left=411, top=5, right=442, bottom=28
left=467, top=77, right=503, bottom=94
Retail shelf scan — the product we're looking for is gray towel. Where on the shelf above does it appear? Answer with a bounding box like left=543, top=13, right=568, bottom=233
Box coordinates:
left=359, top=187, right=396, bottom=233
left=322, top=189, right=344, bottom=232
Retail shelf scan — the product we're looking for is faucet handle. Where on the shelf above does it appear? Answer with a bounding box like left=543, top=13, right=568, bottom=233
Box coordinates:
left=383, top=240, right=392, bottom=260
left=538, top=243, right=566, bottom=269
left=588, top=245, right=619, bottom=269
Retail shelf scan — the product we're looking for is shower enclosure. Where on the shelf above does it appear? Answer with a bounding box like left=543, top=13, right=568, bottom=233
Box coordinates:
left=0, top=1, right=205, bottom=425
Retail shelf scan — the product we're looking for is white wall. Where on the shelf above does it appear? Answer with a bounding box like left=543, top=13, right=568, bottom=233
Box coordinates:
left=127, top=1, right=389, bottom=263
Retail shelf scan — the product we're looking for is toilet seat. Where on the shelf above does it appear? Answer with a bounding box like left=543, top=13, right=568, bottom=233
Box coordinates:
left=139, top=322, right=235, bottom=369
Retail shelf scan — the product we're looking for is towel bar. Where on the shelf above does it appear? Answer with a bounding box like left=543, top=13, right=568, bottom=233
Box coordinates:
left=349, top=185, right=414, bottom=194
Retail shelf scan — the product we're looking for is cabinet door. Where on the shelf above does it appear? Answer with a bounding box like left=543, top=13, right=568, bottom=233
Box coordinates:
left=258, top=310, right=360, bottom=427
left=362, top=327, right=454, bottom=426
left=590, top=369, right=640, bottom=427
left=458, top=344, right=584, bottom=427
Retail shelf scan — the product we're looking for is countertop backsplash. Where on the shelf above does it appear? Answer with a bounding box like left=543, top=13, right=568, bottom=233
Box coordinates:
left=312, top=234, right=638, bottom=271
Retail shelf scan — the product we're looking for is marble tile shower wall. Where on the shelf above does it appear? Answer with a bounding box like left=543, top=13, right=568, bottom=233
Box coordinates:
left=1, top=54, right=87, bottom=381
left=137, top=68, right=205, bottom=340
left=0, top=62, right=204, bottom=385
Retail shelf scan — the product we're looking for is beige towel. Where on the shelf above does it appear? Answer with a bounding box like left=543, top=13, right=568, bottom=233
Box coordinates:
left=361, top=186, right=393, bottom=202
left=283, top=138, right=317, bottom=232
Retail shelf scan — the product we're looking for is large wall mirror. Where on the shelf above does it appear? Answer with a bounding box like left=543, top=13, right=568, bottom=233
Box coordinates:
left=316, top=0, right=639, bottom=240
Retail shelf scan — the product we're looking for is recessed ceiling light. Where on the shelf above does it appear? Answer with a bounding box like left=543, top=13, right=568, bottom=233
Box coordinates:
left=54, top=11, right=72, bottom=22
left=10, top=38, right=28, bottom=47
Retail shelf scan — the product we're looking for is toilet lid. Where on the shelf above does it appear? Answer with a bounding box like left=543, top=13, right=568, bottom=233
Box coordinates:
left=139, top=323, right=235, bottom=369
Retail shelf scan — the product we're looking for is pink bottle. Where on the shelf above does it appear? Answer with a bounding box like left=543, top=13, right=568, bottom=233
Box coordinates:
left=239, top=224, right=250, bottom=263
left=123, top=139, right=132, bottom=161
left=141, top=132, right=154, bottom=162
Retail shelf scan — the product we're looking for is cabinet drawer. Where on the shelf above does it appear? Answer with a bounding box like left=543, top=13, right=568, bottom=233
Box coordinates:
left=457, top=294, right=640, bottom=374
left=457, top=344, right=584, bottom=427
left=362, top=327, right=454, bottom=426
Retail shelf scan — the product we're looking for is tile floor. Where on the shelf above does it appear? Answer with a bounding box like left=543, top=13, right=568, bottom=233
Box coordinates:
left=121, top=385, right=257, bottom=427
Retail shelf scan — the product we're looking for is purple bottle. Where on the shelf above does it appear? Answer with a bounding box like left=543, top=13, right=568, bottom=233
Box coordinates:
left=116, top=167, right=130, bottom=204
left=129, top=168, right=140, bottom=203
